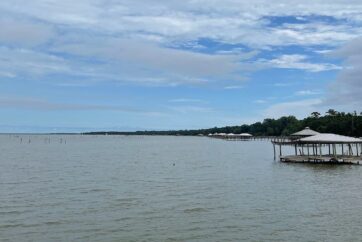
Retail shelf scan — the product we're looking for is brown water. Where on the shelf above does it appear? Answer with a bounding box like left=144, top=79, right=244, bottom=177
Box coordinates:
left=1, top=135, right=362, bottom=241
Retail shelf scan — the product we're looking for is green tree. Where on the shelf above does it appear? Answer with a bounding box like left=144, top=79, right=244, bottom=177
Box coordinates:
left=311, top=112, right=321, bottom=118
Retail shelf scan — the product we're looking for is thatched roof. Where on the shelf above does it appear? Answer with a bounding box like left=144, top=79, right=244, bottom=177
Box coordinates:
left=291, top=127, right=320, bottom=136
left=299, top=133, right=362, bottom=144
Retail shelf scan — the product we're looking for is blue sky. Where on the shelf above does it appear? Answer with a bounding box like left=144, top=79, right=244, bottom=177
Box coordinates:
left=1, top=0, right=362, bottom=132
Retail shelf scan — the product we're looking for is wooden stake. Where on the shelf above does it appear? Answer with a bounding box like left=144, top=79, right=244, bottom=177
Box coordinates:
left=307, top=145, right=310, bottom=156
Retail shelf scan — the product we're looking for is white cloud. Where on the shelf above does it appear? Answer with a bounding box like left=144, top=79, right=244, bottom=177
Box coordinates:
left=274, top=82, right=296, bottom=87
left=49, top=36, right=252, bottom=85
left=54, top=37, right=238, bottom=76
left=1, top=0, right=362, bottom=131
left=1, top=0, right=362, bottom=48
left=0, top=0, right=360, bottom=88
left=0, top=71, right=16, bottom=78
left=314, top=49, right=333, bottom=54
left=254, top=100, right=267, bottom=104
left=0, top=96, right=165, bottom=116
left=264, top=98, right=323, bottom=118
left=262, top=54, right=341, bottom=72
left=323, top=37, right=362, bottom=106
left=224, top=85, right=244, bottom=90
left=0, top=47, right=70, bottom=77
left=270, top=22, right=361, bottom=47
left=295, top=90, right=322, bottom=96
left=1, top=39, right=245, bottom=86
left=0, top=18, right=55, bottom=47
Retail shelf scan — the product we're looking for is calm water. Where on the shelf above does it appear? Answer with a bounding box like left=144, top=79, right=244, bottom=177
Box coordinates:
left=1, top=135, right=362, bottom=241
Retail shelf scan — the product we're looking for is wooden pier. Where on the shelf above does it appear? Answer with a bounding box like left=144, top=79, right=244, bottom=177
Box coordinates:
left=280, top=155, right=362, bottom=165
left=208, top=133, right=278, bottom=141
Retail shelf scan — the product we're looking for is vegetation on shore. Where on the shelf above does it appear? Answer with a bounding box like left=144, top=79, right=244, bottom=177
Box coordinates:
left=83, top=110, right=362, bottom=137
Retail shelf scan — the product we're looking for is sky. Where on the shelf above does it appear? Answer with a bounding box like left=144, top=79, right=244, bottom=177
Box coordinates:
left=1, top=0, right=362, bottom=132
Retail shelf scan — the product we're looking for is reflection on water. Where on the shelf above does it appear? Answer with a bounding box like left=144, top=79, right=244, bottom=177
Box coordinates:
left=1, top=135, right=362, bottom=241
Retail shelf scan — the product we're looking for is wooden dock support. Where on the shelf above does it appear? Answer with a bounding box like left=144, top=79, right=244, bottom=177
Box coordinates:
left=273, top=143, right=276, bottom=160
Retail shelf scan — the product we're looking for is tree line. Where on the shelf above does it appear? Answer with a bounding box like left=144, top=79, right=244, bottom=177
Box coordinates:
left=84, top=110, right=362, bottom=137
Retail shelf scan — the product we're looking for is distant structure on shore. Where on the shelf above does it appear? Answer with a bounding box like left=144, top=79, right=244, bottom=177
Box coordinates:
left=272, top=127, right=362, bottom=165
left=208, top=132, right=254, bottom=140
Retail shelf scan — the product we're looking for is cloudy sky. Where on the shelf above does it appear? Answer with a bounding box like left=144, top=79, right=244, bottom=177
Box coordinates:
left=1, top=0, right=362, bottom=132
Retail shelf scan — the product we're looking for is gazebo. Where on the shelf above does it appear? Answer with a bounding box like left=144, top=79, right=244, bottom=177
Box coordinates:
left=240, top=133, right=253, bottom=137
left=298, top=134, right=362, bottom=156
left=224, top=133, right=253, bottom=141
left=272, top=133, right=362, bottom=165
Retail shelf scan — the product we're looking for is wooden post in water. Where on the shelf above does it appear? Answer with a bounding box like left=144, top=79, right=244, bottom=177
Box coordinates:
left=356, top=144, right=358, bottom=157
left=279, top=144, right=282, bottom=158
left=294, top=144, right=297, bottom=156
left=347, top=144, right=350, bottom=156
left=307, top=144, right=310, bottom=156
left=312, top=144, right=315, bottom=156
left=342, top=144, right=344, bottom=155
left=273, top=143, right=276, bottom=160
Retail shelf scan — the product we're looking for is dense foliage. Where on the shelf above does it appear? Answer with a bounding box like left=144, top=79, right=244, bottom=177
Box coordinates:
left=84, top=110, right=362, bottom=137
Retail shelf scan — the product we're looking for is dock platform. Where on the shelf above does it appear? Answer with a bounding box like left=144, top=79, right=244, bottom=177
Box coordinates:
left=280, top=155, right=362, bottom=165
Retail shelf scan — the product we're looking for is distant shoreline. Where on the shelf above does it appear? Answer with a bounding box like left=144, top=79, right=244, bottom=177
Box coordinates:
left=2, top=110, right=361, bottom=137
